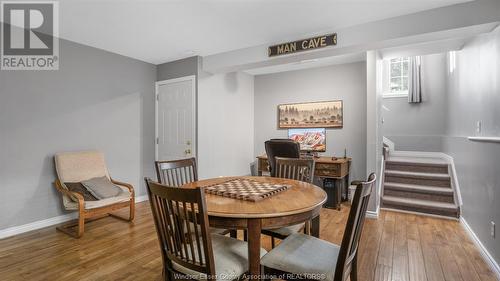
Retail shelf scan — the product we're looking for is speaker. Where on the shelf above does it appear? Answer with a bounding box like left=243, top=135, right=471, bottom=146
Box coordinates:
left=321, top=178, right=341, bottom=209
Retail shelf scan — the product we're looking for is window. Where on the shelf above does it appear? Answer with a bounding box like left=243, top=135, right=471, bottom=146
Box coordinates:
left=389, top=57, right=409, bottom=94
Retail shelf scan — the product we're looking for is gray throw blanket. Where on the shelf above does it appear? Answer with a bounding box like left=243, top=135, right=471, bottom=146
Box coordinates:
left=81, top=176, right=123, bottom=199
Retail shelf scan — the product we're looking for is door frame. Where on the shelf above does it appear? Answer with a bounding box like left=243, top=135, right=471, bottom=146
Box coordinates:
left=155, top=75, right=197, bottom=161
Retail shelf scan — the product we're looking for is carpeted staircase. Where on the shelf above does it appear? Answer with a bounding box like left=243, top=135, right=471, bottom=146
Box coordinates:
left=381, top=156, right=460, bottom=218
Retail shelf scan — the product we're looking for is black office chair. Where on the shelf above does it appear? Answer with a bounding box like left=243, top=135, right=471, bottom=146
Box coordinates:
left=264, top=139, right=300, bottom=177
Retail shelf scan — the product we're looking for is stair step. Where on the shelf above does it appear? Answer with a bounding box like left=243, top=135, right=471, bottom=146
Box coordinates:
left=385, top=160, right=448, bottom=174
left=386, top=156, right=448, bottom=165
left=385, top=170, right=449, bottom=179
left=382, top=195, right=459, bottom=218
left=384, top=183, right=453, bottom=195
left=383, top=189, right=454, bottom=203
left=384, top=170, right=451, bottom=187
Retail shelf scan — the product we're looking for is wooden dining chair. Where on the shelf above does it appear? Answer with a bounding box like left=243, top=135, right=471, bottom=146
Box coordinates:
left=264, top=139, right=301, bottom=177
left=274, top=157, right=315, bottom=183
left=261, top=173, right=376, bottom=281
left=155, top=158, right=198, bottom=187
left=155, top=158, right=233, bottom=236
left=145, top=179, right=266, bottom=281
left=261, top=157, right=315, bottom=247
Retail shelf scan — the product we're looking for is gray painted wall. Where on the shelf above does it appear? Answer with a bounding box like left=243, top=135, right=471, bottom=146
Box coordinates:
left=157, top=56, right=199, bottom=81
left=383, top=53, right=448, bottom=152
left=254, top=62, right=367, bottom=182
left=444, top=28, right=500, bottom=265
left=0, top=39, right=156, bottom=230
left=198, top=71, right=255, bottom=179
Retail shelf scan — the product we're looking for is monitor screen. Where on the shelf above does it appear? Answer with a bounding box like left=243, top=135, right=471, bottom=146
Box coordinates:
left=288, top=128, right=326, bottom=152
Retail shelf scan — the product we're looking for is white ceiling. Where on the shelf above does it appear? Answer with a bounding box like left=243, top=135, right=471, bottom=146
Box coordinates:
left=58, top=0, right=471, bottom=65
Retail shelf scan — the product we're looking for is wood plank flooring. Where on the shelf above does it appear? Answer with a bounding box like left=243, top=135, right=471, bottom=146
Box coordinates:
left=0, top=202, right=497, bottom=281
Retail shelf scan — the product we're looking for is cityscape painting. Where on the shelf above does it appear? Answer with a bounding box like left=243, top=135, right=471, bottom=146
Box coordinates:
left=278, top=100, right=343, bottom=128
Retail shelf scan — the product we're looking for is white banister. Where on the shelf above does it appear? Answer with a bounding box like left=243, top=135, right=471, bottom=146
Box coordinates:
left=468, top=136, right=500, bottom=143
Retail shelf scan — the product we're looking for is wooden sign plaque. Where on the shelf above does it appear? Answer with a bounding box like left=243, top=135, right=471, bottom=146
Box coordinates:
left=268, top=33, right=337, bottom=57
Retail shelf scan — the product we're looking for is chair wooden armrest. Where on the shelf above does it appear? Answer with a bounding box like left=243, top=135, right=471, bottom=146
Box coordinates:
left=350, top=180, right=363, bottom=186
left=54, top=179, right=84, bottom=206
left=54, top=151, right=135, bottom=238
left=110, top=178, right=135, bottom=222
left=110, top=179, right=135, bottom=195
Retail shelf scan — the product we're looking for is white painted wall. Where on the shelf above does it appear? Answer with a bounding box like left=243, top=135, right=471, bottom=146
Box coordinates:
left=382, top=53, right=448, bottom=152
left=253, top=62, right=367, bottom=182
left=366, top=51, right=384, bottom=213
left=444, top=27, right=500, bottom=267
left=197, top=71, right=255, bottom=179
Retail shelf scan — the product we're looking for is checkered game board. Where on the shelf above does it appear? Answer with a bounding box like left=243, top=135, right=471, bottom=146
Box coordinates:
left=203, top=179, right=291, bottom=202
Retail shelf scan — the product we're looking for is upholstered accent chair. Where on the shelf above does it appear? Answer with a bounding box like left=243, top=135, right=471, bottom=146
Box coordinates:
left=54, top=151, right=135, bottom=238
left=261, top=173, right=376, bottom=281
left=262, top=157, right=315, bottom=247
left=145, top=178, right=267, bottom=281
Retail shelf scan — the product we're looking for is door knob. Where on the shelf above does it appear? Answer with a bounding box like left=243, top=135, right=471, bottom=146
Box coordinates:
left=185, top=149, right=191, bottom=155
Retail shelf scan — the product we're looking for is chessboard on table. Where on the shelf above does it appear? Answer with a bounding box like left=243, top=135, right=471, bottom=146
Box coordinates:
left=202, top=178, right=291, bottom=202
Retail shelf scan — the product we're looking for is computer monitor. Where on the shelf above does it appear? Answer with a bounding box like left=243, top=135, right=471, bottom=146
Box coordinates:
left=288, top=128, right=326, bottom=152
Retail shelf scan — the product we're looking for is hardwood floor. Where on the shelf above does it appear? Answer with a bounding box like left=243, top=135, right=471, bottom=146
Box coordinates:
left=0, top=202, right=497, bottom=281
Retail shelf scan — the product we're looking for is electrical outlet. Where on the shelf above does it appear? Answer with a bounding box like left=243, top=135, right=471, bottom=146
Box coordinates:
left=491, top=221, right=496, bottom=238
left=476, top=121, right=482, bottom=134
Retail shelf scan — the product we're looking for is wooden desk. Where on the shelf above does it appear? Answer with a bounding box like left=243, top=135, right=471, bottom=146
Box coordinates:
left=183, top=176, right=327, bottom=279
left=256, top=154, right=351, bottom=208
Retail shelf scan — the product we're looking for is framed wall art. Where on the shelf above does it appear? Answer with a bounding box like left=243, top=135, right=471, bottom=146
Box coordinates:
left=278, top=100, right=343, bottom=129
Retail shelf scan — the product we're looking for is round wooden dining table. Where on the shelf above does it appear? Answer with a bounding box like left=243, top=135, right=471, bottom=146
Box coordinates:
left=182, top=176, right=327, bottom=279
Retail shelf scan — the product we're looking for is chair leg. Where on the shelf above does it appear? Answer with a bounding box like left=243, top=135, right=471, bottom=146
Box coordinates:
left=56, top=211, right=85, bottom=238
left=129, top=198, right=135, bottom=221
left=77, top=213, right=84, bottom=237
left=229, top=230, right=238, bottom=238
left=271, top=237, right=275, bottom=248
left=109, top=199, right=135, bottom=222
left=162, top=266, right=170, bottom=281
left=350, top=255, right=358, bottom=281
left=243, top=230, right=248, bottom=241
left=304, top=220, right=311, bottom=235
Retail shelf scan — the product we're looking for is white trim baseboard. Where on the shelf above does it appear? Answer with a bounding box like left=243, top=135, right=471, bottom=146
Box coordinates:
left=366, top=210, right=379, bottom=219
left=383, top=136, right=395, bottom=152
left=0, top=194, right=150, bottom=240
left=0, top=212, right=78, bottom=240
left=460, top=217, right=500, bottom=280
left=380, top=207, right=459, bottom=221
left=135, top=194, right=149, bottom=203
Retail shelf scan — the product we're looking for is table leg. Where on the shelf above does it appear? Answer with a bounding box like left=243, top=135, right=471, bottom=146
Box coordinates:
left=345, top=176, right=349, bottom=202
left=247, top=218, right=262, bottom=279
left=311, top=215, right=320, bottom=238
left=335, top=178, right=342, bottom=210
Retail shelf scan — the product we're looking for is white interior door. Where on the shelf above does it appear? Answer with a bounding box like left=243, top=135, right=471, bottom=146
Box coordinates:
left=156, top=76, right=196, bottom=161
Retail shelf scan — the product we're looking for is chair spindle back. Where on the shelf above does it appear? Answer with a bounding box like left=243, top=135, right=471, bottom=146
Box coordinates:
left=155, top=158, right=198, bottom=187
left=145, top=179, right=215, bottom=277
left=334, top=173, right=376, bottom=281
left=274, top=157, right=315, bottom=183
